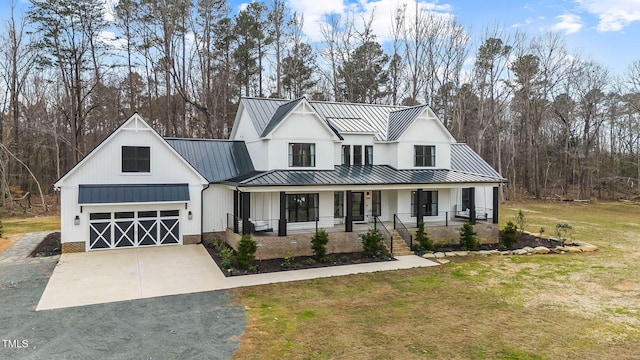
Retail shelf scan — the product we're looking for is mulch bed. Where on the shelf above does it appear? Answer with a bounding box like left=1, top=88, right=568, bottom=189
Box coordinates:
left=30, top=232, right=61, bottom=257
left=431, top=233, right=561, bottom=252
left=204, top=242, right=393, bottom=277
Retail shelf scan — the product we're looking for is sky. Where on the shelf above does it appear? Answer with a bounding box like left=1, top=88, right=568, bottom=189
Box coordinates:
left=1, top=0, right=639, bottom=76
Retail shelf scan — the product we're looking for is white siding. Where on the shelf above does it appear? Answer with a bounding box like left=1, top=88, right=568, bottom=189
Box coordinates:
left=203, top=185, right=234, bottom=232
left=396, top=115, right=453, bottom=169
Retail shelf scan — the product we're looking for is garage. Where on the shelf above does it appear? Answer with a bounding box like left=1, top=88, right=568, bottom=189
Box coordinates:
left=88, top=210, right=180, bottom=250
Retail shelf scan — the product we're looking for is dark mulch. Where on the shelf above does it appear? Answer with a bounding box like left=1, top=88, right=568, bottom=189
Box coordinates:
left=204, top=242, right=393, bottom=277
left=30, top=232, right=61, bottom=257
left=431, top=233, right=561, bottom=252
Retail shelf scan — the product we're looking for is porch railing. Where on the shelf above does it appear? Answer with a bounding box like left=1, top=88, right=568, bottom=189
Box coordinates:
left=454, top=205, right=491, bottom=221
left=393, top=214, right=412, bottom=250
left=226, top=214, right=347, bottom=235
left=373, top=216, right=392, bottom=256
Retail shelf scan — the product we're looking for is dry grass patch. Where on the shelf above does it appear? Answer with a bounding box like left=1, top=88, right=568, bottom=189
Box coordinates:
left=1, top=215, right=60, bottom=235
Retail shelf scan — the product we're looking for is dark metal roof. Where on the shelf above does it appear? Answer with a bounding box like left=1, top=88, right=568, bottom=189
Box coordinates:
left=451, top=144, right=504, bottom=179
left=327, top=117, right=377, bottom=133
left=226, top=165, right=504, bottom=187
left=78, top=184, right=190, bottom=204
left=165, top=139, right=255, bottom=183
left=387, top=105, right=428, bottom=141
left=260, top=97, right=305, bottom=137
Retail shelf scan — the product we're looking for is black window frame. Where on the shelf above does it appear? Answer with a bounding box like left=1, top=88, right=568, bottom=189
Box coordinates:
left=122, top=146, right=151, bottom=173
left=286, top=193, right=319, bottom=222
left=353, top=145, right=363, bottom=165
left=462, top=188, right=471, bottom=210
left=365, top=145, right=373, bottom=165
left=341, top=145, right=351, bottom=165
left=414, top=145, right=436, bottom=167
left=334, top=191, right=344, bottom=218
left=289, top=143, right=316, bottom=167
left=411, top=190, right=438, bottom=216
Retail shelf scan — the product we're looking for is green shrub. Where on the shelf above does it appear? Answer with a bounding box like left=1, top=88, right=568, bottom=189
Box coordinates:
left=555, top=223, right=573, bottom=246
left=219, top=247, right=234, bottom=260
left=459, top=222, right=479, bottom=251
left=236, top=234, right=257, bottom=270
left=361, top=228, right=387, bottom=257
left=221, top=258, right=232, bottom=269
left=311, top=229, right=329, bottom=260
left=304, top=258, right=317, bottom=266
left=281, top=251, right=294, bottom=269
left=516, top=209, right=526, bottom=234
left=414, top=220, right=434, bottom=252
left=500, top=221, right=519, bottom=249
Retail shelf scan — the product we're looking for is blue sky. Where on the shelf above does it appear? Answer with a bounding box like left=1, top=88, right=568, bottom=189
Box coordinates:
left=2, top=0, right=639, bottom=76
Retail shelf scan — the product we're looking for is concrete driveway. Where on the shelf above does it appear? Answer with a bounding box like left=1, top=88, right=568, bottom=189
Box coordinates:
left=37, top=244, right=226, bottom=310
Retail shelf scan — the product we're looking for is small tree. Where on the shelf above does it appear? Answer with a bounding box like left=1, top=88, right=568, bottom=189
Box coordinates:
left=414, top=220, right=434, bottom=252
left=500, top=221, right=519, bottom=249
left=311, top=229, right=329, bottom=261
left=516, top=209, right=526, bottom=235
left=361, top=228, right=387, bottom=257
left=555, top=223, right=573, bottom=246
left=236, top=234, right=257, bottom=270
left=459, top=222, right=479, bottom=250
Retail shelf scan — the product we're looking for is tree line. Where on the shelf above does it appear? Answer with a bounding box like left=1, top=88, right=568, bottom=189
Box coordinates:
left=1, top=0, right=640, bottom=214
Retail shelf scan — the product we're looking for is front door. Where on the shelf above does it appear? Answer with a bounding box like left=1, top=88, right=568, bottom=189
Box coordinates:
left=352, top=192, right=365, bottom=222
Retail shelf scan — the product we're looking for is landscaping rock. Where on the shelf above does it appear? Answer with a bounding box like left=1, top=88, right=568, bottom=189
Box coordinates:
left=477, top=250, right=492, bottom=256
left=453, top=251, right=469, bottom=257
left=578, top=244, right=598, bottom=252
left=435, top=258, right=450, bottom=265
left=422, top=253, right=436, bottom=259
left=522, top=246, right=534, bottom=253
left=533, top=246, right=550, bottom=254
left=512, top=249, right=529, bottom=255
left=565, top=246, right=583, bottom=253
left=444, top=252, right=457, bottom=257
left=434, top=252, right=445, bottom=258
left=489, top=250, right=501, bottom=255
left=500, top=251, right=511, bottom=255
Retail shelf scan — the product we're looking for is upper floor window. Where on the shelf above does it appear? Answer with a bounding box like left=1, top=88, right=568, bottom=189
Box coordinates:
left=341, top=145, right=350, bottom=165
left=122, top=146, right=150, bottom=173
left=414, top=145, right=435, bottom=167
left=289, top=143, right=315, bottom=167
left=353, top=145, right=363, bottom=165
left=365, top=145, right=373, bottom=165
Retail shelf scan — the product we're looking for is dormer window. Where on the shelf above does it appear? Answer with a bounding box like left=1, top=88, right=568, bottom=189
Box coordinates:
left=414, top=145, right=435, bottom=167
left=122, top=146, right=150, bottom=173
left=353, top=146, right=362, bottom=165
left=365, top=145, right=373, bottom=165
left=341, top=145, right=350, bottom=165
left=289, top=143, right=315, bottom=167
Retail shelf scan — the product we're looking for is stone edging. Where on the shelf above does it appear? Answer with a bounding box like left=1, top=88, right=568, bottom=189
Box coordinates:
left=421, top=241, right=598, bottom=264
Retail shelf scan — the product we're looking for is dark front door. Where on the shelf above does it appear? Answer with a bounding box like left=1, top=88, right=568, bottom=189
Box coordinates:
left=352, top=192, right=365, bottom=222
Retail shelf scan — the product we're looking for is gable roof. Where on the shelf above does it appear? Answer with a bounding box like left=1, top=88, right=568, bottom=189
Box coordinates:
left=387, top=105, right=429, bottom=141
left=260, top=97, right=305, bottom=137
left=165, top=139, right=255, bottom=183
left=54, top=114, right=207, bottom=187
left=451, top=144, right=504, bottom=179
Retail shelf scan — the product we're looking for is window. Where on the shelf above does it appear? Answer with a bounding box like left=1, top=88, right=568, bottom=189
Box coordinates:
left=414, top=145, right=435, bottom=167
left=372, top=190, right=381, bottom=216
left=287, top=193, right=319, bottom=222
left=289, top=143, right=315, bottom=167
left=334, top=191, right=344, bottom=218
left=411, top=191, right=438, bottom=216
left=365, top=146, right=373, bottom=165
left=122, top=146, right=150, bottom=173
left=353, top=145, right=362, bottom=165
left=461, top=188, right=471, bottom=210
left=341, top=145, right=350, bottom=165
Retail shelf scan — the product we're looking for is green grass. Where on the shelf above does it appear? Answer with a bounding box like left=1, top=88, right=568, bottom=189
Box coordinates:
left=231, top=201, right=640, bottom=359
left=1, top=215, right=60, bottom=235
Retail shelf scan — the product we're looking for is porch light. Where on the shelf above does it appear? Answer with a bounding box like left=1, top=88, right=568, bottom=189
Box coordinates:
left=366, top=191, right=371, bottom=199
left=290, top=239, right=298, bottom=244
left=256, top=241, right=263, bottom=247
left=188, top=211, right=193, bottom=220
left=74, top=215, right=80, bottom=226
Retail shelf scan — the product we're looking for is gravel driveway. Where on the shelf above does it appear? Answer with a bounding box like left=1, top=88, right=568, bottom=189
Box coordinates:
left=0, top=233, right=246, bottom=360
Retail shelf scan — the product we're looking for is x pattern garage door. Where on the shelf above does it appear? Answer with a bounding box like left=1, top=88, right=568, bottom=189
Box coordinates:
left=89, top=210, right=180, bottom=250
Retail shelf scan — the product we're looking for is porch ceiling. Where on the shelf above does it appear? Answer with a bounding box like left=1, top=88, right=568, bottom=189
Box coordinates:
left=225, top=165, right=505, bottom=187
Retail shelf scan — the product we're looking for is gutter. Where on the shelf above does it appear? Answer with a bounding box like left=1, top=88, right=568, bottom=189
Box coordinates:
left=199, top=182, right=210, bottom=243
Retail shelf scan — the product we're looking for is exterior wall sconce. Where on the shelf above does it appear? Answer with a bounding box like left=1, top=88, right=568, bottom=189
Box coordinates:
left=366, top=191, right=371, bottom=199
left=188, top=211, right=193, bottom=220
left=74, top=215, right=80, bottom=225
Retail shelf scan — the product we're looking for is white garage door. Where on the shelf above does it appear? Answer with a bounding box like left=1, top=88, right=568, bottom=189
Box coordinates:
left=89, top=210, right=180, bottom=250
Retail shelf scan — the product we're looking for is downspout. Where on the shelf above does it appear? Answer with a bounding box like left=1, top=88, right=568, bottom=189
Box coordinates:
left=200, top=183, right=210, bottom=243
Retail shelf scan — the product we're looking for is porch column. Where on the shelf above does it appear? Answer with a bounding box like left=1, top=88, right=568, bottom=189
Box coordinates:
left=416, top=189, right=424, bottom=228
left=345, top=190, right=353, bottom=232
left=233, top=190, right=239, bottom=233
left=493, top=186, right=499, bottom=224
left=241, top=191, right=251, bottom=235
left=468, top=187, right=476, bottom=225
left=279, top=191, right=287, bottom=236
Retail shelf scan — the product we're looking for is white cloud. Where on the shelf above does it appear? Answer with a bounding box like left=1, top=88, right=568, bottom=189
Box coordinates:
left=288, top=0, right=455, bottom=43
left=97, top=30, right=127, bottom=50
left=552, top=14, right=583, bottom=34
left=576, top=0, right=640, bottom=32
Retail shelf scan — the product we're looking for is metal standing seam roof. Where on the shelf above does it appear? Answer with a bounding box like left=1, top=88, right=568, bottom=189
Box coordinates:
left=327, top=117, right=378, bottom=134
left=226, top=165, right=505, bottom=187
left=78, top=184, right=190, bottom=204
left=165, top=138, right=256, bottom=183
left=451, top=144, right=504, bottom=179
left=260, top=97, right=305, bottom=137
left=387, top=105, right=429, bottom=141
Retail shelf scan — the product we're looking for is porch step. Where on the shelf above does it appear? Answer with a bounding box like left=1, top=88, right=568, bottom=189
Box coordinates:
left=389, top=230, right=414, bottom=257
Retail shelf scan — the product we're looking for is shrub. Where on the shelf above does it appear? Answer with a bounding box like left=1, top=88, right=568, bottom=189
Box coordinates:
left=500, top=221, right=519, bottom=249
left=219, top=247, right=234, bottom=261
left=516, top=209, right=526, bottom=235
left=311, top=229, right=329, bottom=260
left=459, top=222, right=479, bottom=251
left=555, top=223, right=573, bottom=246
left=236, top=234, right=257, bottom=270
left=361, top=228, right=387, bottom=257
left=414, top=220, right=434, bottom=252
left=304, top=258, right=317, bottom=266
left=281, top=251, right=293, bottom=269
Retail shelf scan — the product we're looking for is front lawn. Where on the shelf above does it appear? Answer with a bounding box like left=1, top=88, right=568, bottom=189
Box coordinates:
left=231, top=200, right=640, bottom=359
